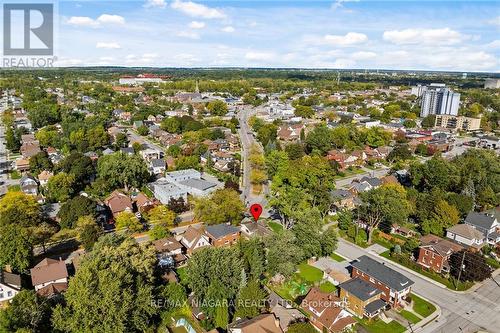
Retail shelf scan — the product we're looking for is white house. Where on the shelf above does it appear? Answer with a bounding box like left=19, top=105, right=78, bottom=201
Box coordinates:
left=0, top=271, right=21, bottom=304
left=464, top=211, right=499, bottom=245
left=30, top=258, right=68, bottom=294
left=180, top=226, right=211, bottom=256
left=446, top=224, right=485, bottom=247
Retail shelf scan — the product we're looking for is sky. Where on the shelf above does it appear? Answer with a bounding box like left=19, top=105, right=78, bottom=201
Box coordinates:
left=18, top=0, right=500, bottom=71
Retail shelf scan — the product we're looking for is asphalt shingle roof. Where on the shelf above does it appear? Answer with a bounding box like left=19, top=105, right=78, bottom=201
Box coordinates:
left=205, top=224, right=240, bottom=239
left=339, top=277, right=382, bottom=301
left=351, top=255, right=414, bottom=292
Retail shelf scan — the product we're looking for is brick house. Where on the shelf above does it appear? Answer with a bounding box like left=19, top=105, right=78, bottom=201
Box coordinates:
left=300, top=288, right=356, bottom=333
left=417, top=234, right=463, bottom=273
left=205, top=224, right=240, bottom=247
left=350, top=255, right=414, bottom=308
left=338, top=278, right=386, bottom=318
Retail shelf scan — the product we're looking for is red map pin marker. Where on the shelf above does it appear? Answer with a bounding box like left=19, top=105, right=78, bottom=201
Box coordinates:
left=249, top=203, right=263, bottom=222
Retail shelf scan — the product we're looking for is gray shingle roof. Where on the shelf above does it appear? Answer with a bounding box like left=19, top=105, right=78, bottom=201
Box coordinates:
left=364, top=299, right=386, bottom=314
left=465, top=212, right=497, bottom=231
left=351, top=255, right=414, bottom=292
left=205, top=224, right=240, bottom=239
left=338, top=277, right=382, bottom=301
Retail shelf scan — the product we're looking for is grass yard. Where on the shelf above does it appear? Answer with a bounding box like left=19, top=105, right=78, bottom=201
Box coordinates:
left=411, top=293, right=436, bottom=318
left=357, top=318, right=406, bottom=333
left=319, top=281, right=336, bottom=293
left=9, top=170, right=21, bottom=179
left=486, top=257, right=500, bottom=269
left=399, top=310, right=421, bottom=324
left=7, top=185, right=20, bottom=192
left=297, top=263, right=323, bottom=283
left=330, top=252, right=347, bottom=262
left=268, top=221, right=284, bottom=233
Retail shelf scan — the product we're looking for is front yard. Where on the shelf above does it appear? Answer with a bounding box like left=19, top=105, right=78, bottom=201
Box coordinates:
left=410, top=293, right=436, bottom=318
left=357, top=318, right=406, bottom=333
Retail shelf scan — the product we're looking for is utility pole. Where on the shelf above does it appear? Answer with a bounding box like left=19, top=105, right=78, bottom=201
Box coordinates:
left=408, top=321, right=415, bottom=333
left=456, top=251, right=466, bottom=290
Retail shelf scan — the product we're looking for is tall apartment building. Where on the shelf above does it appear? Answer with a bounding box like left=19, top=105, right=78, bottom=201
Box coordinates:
left=413, top=84, right=460, bottom=117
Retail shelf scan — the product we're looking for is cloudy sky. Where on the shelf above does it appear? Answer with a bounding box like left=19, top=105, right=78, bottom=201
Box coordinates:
left=50, top=1, right=500, bottom=71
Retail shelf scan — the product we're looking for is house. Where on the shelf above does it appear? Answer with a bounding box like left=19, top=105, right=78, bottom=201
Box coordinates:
left=180, top=226, right=211, bottom=256
left=205, top=224, right=241, bottom=247
left=153, top=237, right=187, bottom=267
left=30, top=258, right=68, bottom=296
left=20, top=174, right=38, bottom=195
left=150, top=179, right=188, bottom=204
left=327, top=150, right=364, bottom=170
left=277, top=123, right=305, bottom=141
left=330, top=189, right=359, bottom=210
left=301, top=288, right=356, bottom=333
left=37, top=170, right=53, bottom=186
left=0, top=271, right=21, bottom=304
left=240, top=220, right=272, bottom=238
left=141, top=148, right=162, bottom=162
left=104, top=190, right=133, bottom=218
left=338, top=278, right=385, bottom=318
left=417, top=234, right=463, bottom=273
left=15, top=158, right=30, bottom=172
left=446, top=224, right=485, bottom=248
left=270, top=304, right=305, bottom=332
left=391, top=224, right=416, bottom=238
left=121, top=147, right=135, bottom=155
left=351, top=255, right=414, bottom=308
left=133, top=192, right=157, bottom=214
left=150, top=159, right=166, bottom=175
left=464, top=211, right=500, bottom=245
left=228, top=313, right=283, bottom=333
left=20, top=142, right=41, bottom=158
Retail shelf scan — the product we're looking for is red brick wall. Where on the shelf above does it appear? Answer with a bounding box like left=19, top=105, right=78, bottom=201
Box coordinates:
left=212, top=233, right=240, bottom=247
left=352, top=268, right=394, bottom=306
left=417, top=248, right=444, bottom=273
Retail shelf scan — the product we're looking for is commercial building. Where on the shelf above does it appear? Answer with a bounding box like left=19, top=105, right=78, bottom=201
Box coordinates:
left=414, top=84, right=460, bottom=117
left=434, top=115, right=481, bottom=131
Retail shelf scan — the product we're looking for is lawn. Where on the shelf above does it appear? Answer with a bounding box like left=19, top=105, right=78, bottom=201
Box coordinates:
left=330, top=252, right=346, bottom=262
left=357, top=318, right=406, bottom=333
left=399, top=310, right=421, bottom=324
left=7, top=185, right=20, bottom=192
left=486, top=257, right=500, bottom=269
left=297, top=263, right=323, bottom=283
left=268, top=221, right=284, bottom=233
left=319, top=281, right=336, bottom=293
left=9, top=170, right=21, bottom=179
left=410, top=293, right=436, bottom=318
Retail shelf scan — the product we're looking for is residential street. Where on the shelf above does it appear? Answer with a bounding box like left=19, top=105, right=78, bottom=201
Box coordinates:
left=335, top=238, right=500, bottom=333
left=335, top=166, right=390, bottom=188
left=237, top=105, right=270, bottom=218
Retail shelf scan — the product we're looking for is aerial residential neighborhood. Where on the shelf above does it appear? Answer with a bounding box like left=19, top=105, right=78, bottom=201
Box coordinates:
left=0, top=0, right=499, bottom=333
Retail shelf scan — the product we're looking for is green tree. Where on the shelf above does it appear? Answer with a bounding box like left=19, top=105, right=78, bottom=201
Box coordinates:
left=421, top=115, right=436, bottom=128
left=206, top=100, right=228, bottom=116
left=235, top=280, right=267, bottom=318
left=76, top=215, right=101, bottom=250
left=265, top=231, right=303, bottom=278
left=97, top=153, right=150, bottom=191
left=57, top=196, right=97, bottom=229
left=115, top=211, right=143, bottom=233
left=46, top=172, right=76, bottom=202
left=0, top=191, right=40, bottom=227
left=294, top=105, right=314, bottom=118
left=137, top=125, right=149, bottom=136
left=360, top=183, right=412, bottom=243
left=161, top=117, right=181, bottom=133
left=193, top=189, right=244, bottom=225
left=320, top=227, right=338, bottom=256
left=0, top=224, right=33, bottom=273
left=0, top=290, right=52, bottom=333
left=29, top=151, right=53, bottom=176
left=52, top=236, right=158, bottom=332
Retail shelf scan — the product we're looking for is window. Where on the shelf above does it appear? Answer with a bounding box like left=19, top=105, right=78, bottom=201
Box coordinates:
left=0, top=293, right=3, bottom=299
left=7, top=291, right=12, bottom=297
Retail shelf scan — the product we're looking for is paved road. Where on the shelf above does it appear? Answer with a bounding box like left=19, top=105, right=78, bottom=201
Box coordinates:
left=125, top=128, right=166, bottom=153
left=237, top=106, right=270, bottom=218
left=0, top=104, right=9, bottom=195
left=336, top=238, right=500, bottom=333
left=335, top=166, right=390, bottom=188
